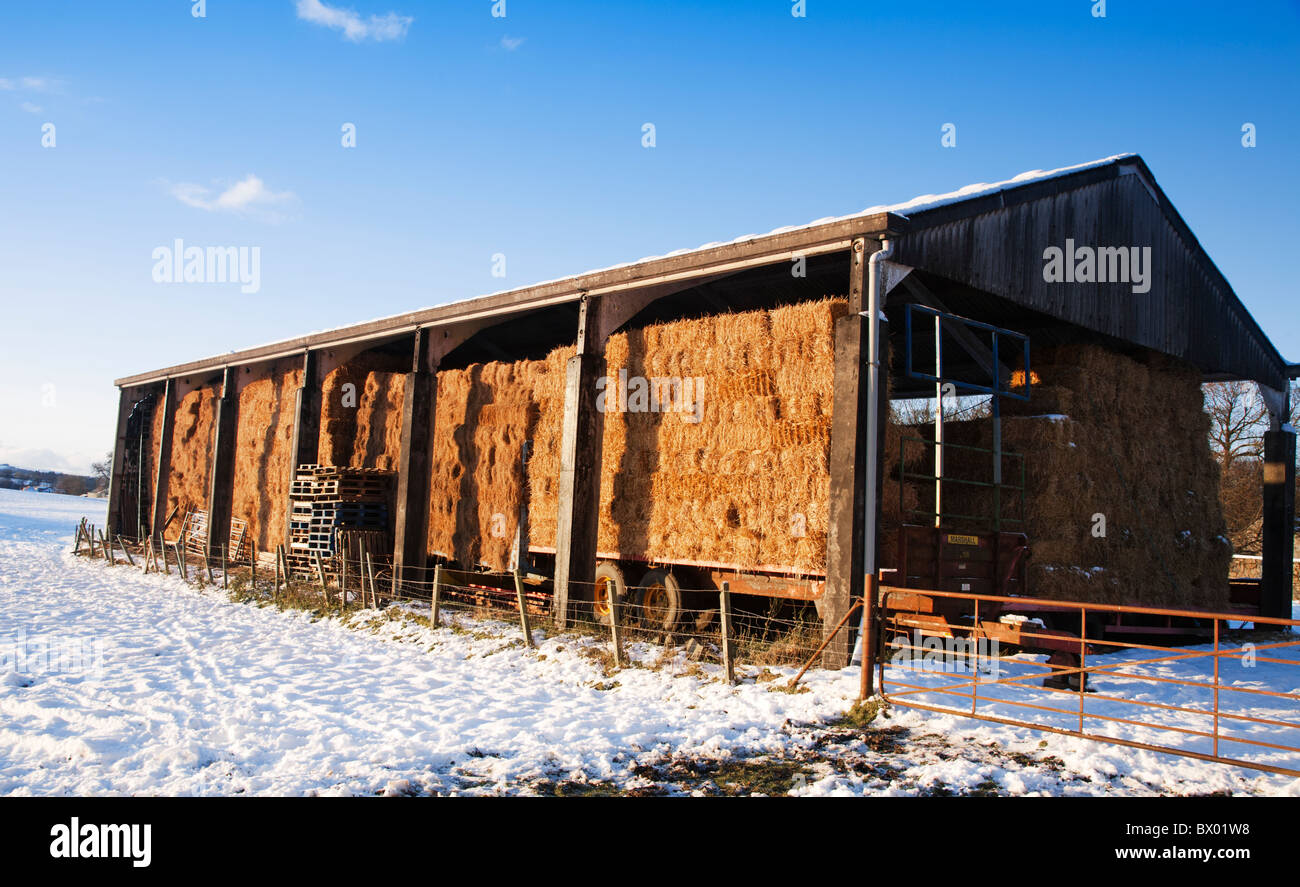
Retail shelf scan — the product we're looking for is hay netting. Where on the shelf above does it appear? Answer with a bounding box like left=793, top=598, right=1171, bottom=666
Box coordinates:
left=230, top=359, right=303, bottom=553
left=427, top=360, right=542, bottom=571
left=427, top=298, right=911, bottom=574
left=318, top=352, right=408, bottom=470
left=933, top=344, right=1230, bottom=608
left=163, top=385, right=219, bottom=541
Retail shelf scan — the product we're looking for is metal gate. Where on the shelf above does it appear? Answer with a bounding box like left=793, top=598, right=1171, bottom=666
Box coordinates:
left=875, top=587, right=1300, bottom=778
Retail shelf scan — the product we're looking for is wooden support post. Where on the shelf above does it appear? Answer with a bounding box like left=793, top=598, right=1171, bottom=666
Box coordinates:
left=514, top=570, right=534, bottom=648
left=73, top=523, right=84, bottom=555
left=609, top=576, right=623, bottom=667
left=392, top=329, right=437, bottom=596
left=823, top=252, right=870, bottom=669
left=285, top=350, right=320, bottom=551
left=118, top=535, right=135, bottom=567
left=314, top=550, right=329, bottom=604
left=160, top=537, right=171, bottom=575
left=221, top=543, right=228, bottom=590
left=150, top=379, right=176, bottom=538
left=430, top=563, right=442, bottom=627
left=1261, top=430, right=1296, bottom=619
left=251, top=545, right=258, bottom=590
left=206, top=367, right=239, bottom=558
left=105, top=388, right=134, bottom=536
left=552, top=296, right=605, bottom=629
left=142, top=537, right=152, bottom=573
left=341, top=547, right=348, bottom=606
left=176, top=542, right=187, bottom=581
left=202, top=544, right=213, bottom=584
left=366, top=552, right=379, bottom=609
left=720, top=581, right=735, bottom=685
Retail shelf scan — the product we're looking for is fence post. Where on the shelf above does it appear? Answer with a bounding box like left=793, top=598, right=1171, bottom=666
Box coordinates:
left=720, top=581, right=735, bottom=685
left=341, top=547, right=349, bottom=607
left=176, top=541, right=188, bottom=581
left=73, top=522, right=83, bottom=555
left=273, top=546, right=281, bottom=602
left=430, top=563, right=442, bottom=628
left=514, top=570, right=534, bottom=648
left=314, top=551, right=329, bottom=605
left=366, top=552, right=379, bottom=609
left=221, top=543, right=228, bottom=590
left=118, top=535, right=135, bottom=567
left=609, top=577, right=623, bottom=667
left=203, top=543, right=214, bottom=584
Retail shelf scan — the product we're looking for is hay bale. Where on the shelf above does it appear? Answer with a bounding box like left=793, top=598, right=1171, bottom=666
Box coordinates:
left=230, top=358, right=302, bottom=553
left=939, top=344, right=1230, bottom=608
left=421, top=298, right=914, bottom=574
left=164, top=384, right=219, bottom=540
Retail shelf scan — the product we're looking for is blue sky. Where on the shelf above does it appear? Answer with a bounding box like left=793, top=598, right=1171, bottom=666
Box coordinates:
left=1, top=0, right=1296, bottom=473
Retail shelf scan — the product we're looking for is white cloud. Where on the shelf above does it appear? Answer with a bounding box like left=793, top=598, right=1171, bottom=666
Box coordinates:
left=295, top=0, right=412, bottom=42
left=19, top=101, right=42, bottom=114
left=170, top=174, right=297, bottom=220
left=500, top=35, right=525, bottom=51
left=1, top=76, right=54, bottom=92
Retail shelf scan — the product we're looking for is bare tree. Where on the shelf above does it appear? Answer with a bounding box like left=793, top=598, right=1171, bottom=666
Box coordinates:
left=1205, top=381, right=1268, bottom=467
left=90, top=451, right=112, bottom=492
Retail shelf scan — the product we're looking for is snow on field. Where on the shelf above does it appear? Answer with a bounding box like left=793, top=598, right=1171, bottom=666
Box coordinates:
left=1, top=488, right=1297, bottom=796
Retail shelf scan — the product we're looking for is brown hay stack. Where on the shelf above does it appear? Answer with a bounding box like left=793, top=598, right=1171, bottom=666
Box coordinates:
left=936, top=344, right=1230, bottom=608
left=422, top=298, right=907, bottom=575
left=163, top=384, right=219, bottom=540
left=230, top=358, right=302, bottom=553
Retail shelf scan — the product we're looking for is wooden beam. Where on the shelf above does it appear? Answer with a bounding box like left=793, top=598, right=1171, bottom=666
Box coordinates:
left=391, top=328, right=437, bottom=593
left=552, top=296, right=605, bottom=629
left=150, top=379, right=176, bottom=538
left=104, top=388, right=135, bottom=536
left=284, top=351, right=320, bottom=550
left=823, top=241, right=871, bottom=669
left=205, top=367, right=239, bottom=557
left=1261, top=430, right=1296, bottom=619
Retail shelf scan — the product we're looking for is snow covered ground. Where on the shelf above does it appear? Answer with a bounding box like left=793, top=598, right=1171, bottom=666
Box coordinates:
left=1, top=488, right=1297, bottom=797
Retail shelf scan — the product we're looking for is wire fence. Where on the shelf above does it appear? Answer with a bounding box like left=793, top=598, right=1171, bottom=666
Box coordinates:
left=73, top=517, right=1300, bottom=780
left=71, top=518, right=834, bottom=682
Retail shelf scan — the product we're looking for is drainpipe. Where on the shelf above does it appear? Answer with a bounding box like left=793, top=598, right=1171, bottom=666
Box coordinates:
left=852, top=237, right=893, bottom=682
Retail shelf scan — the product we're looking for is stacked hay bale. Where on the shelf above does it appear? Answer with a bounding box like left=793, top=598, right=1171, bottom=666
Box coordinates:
left=940, top=344, right=1229, bottom=608
left=428, top=297, right=910, bottom=575
left=230, top=358, right=302, bottom=553
left=427, top=359, right=542, bottom=570
left=318, top=352, right=408, bottom=470
left=162, top=384, right=219, bottom=541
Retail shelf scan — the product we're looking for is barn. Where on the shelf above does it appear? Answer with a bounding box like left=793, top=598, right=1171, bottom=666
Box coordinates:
left=104, top=154, right=1296, bottom=668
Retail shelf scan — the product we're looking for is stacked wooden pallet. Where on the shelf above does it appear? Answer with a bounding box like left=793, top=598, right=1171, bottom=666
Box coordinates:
left=287, top=466, right=392, bottom=572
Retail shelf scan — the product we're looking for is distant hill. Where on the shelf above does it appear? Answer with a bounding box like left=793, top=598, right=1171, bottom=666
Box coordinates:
left=0, top=464, right=101, bottom=496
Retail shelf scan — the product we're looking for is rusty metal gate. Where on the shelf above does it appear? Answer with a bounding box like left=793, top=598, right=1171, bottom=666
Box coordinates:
left=874, top=587, right=1300, bottom=778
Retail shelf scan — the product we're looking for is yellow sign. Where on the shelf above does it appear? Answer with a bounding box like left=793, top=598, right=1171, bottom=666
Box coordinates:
left=1263, top=462, right=1286, bottom=484
left=946, top=534, right=979, bottom=547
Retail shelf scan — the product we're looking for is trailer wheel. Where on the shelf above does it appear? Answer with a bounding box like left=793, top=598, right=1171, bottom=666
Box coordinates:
left=635, top=569, right=683, bottom=633
left=591, top=562, right=628, bottom=627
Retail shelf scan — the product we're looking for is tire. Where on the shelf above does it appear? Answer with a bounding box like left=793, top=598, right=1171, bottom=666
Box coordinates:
left=591, top=561, right=628, bottom=627
left=634, top=569, right=683, bottom=633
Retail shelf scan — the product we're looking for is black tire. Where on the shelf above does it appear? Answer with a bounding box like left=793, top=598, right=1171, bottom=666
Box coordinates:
left=634, top=569, right=683, bottom=633
left=591, top=561, right=628, bottom=627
